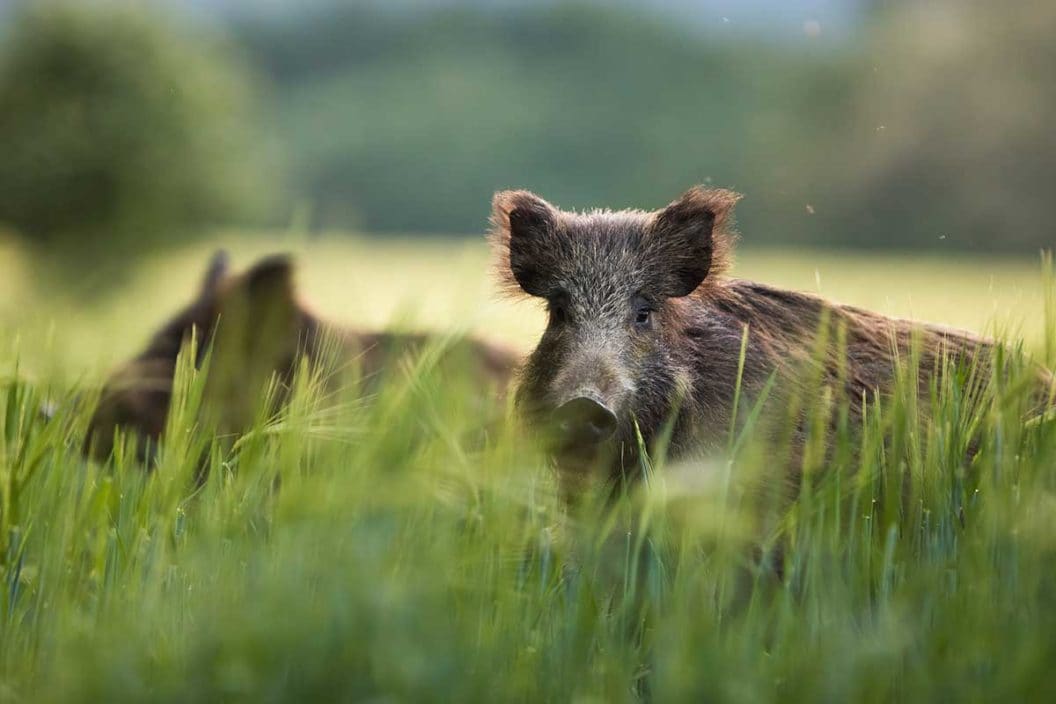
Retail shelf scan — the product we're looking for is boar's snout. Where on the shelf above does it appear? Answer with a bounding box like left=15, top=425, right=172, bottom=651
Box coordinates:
left=553, top=396, right=618, bottom=448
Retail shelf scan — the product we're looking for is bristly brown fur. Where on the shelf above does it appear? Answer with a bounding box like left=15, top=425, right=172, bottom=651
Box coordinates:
left=649, top=185, right=740, bottom=282
left=489, top=189, right=555, bottom=299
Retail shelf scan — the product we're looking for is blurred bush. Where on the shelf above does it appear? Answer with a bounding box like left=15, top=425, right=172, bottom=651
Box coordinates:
left=0, top=1, right=274, bottom=264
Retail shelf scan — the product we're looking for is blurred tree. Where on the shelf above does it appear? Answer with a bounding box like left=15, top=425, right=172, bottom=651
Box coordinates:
left=0, top=1, right=275, bottom=266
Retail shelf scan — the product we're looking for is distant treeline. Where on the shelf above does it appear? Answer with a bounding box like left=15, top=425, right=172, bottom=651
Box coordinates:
left=227, top=1, right=1054, bottom=252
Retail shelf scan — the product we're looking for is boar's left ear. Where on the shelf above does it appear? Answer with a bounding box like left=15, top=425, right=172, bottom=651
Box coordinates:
left=200, top=249, right=230, bottom=296
left=490, top=190, right=560, bottom=298
left=646, top=186, right=741, bottom=297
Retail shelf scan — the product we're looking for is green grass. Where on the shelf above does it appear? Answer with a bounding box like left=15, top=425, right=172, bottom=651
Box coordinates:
left=0, top=238, right=1054, bottom=701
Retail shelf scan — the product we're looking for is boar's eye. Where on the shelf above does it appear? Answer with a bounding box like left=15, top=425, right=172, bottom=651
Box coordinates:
left=633, top=297, right=654, bottom=329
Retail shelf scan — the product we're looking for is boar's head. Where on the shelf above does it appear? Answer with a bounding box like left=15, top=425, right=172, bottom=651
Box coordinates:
left=491, top=186, right=740, bottom=484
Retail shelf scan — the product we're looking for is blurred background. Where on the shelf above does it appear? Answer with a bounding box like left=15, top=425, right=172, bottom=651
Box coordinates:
left=0, top=0, right=1052, bottom=376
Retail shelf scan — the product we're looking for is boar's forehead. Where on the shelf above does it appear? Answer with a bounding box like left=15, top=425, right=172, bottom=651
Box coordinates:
left=554, top=213, right=651, bottom=311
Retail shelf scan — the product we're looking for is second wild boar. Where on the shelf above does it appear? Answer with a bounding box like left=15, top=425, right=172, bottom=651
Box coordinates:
left=85, top=251, right=520, bottom=462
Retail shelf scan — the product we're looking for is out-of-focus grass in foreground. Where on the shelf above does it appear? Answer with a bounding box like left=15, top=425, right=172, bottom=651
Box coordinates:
left=0, top=237, right=1054, bottom=701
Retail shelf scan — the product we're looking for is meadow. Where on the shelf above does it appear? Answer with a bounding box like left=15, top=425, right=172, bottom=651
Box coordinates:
left=0, top=235, right=1054, bottom=701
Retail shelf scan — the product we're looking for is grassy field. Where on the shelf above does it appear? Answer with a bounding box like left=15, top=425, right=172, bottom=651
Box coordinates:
left=0, top=235, right=1054, bottom=701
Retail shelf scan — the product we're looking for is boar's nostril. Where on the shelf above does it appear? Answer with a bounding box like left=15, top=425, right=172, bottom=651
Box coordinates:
left=553, top=397, right=618, bottom=446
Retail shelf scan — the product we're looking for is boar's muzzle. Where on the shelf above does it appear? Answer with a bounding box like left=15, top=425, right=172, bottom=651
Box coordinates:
left=552, top=396, right=618, bottom=448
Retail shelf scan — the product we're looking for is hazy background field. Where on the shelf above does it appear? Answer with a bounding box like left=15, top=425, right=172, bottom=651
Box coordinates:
left=0, top=235, right=1050, bottom=381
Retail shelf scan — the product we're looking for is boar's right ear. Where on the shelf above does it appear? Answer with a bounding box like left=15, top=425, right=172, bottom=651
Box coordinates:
left=211, top=255, right=300, bottom=368
left=646, top=187, right=740, bottom=297
left=240, top=254, right=297, bottom=319
left=490, top=190, right=559, bottom=298
left=213, top=254, right=300, bottom=351
left=206, top=254, right=302, bottom=433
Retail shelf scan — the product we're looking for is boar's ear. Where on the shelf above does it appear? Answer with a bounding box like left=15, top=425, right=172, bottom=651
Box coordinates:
left=214, top=254, right=300, bottom=354
left=199, top=249, right=230, bottom=298
left=206, top=254, right=303, bottom=432
left=646, top=186, right=740, bottom=297
left=490, top=190, right=560, bottom=298
left=239, top=254, right=298, bottom=321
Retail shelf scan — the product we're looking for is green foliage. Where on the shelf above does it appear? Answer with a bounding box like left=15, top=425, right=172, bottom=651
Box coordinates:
left=234, top=5, right=837, bottom=237
left=232, top=2, right=1053, bottom=252
left=0, top=302, right=1054, bottom=700
left=0, top=2, right=272, bottom=256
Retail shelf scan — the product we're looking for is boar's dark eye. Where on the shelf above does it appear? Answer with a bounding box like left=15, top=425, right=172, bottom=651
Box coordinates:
left=633, top=297, right=654, bottom=329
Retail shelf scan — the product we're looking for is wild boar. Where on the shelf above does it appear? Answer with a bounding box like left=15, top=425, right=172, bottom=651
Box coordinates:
left=490, top=186, right=1052, bottom=490
left=85, top=251, right=519, bottom=462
